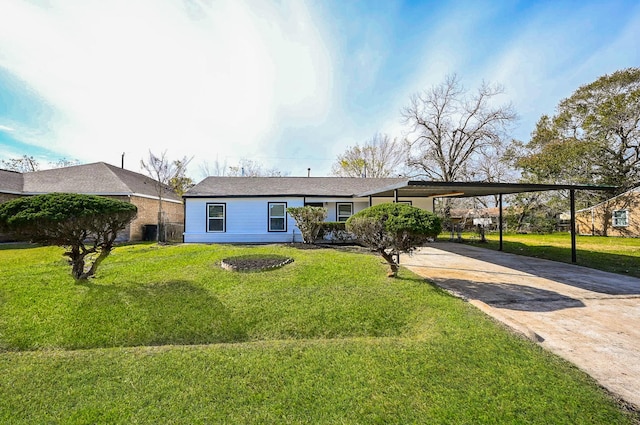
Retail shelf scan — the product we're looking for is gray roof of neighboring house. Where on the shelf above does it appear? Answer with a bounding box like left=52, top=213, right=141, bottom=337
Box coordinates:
left=0, top=169, right=24, bottom=194
left=1, top=162, right=181, bottom=202
left=185, top=177, right=407, bottom=198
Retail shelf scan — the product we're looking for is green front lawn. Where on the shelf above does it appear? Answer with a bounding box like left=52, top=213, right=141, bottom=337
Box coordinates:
left=455, top=232, right=640, bottom=278
left=0, top=243, right=635, bottom=424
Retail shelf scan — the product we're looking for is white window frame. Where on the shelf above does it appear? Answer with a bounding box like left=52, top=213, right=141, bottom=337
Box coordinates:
left=268, top=202, right=287, bottom=232
left=612, top=210, right=628, bottom=227
left=207, top=203, right=226, bottom=232
left=337, top=203, right=353, bottom=222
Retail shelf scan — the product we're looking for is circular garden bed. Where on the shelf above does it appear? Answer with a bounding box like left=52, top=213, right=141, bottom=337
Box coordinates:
left=220, top=254, right=294, bottom=272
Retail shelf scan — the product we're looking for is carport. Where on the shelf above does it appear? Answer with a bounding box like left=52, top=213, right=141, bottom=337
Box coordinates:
left=361, top=181, right=614, bottom=263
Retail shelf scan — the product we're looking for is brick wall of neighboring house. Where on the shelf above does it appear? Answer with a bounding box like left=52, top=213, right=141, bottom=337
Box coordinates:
left=128, top=195, right=184, bottom=241
left=576, top=191, right=639, bottom=237
left=1, top=193, right=184, bottom=242
left=0, top=193, right=21, bottom=204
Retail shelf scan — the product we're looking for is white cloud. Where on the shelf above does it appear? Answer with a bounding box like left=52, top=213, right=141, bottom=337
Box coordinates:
left=0, top=0, right=332, bottom=174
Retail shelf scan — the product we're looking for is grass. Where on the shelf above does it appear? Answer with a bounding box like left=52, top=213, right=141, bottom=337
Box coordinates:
left=0, top=243, right=636, bottom=424
left=453, top=232, right=640, bottom=278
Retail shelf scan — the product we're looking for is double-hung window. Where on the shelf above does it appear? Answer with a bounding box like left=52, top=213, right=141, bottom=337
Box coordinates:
left=337, top=203, right=353, bottom=222
left=269, top=202, right=287, bottom=232
left=613, top=210, right=628, bottom=227
left=207, top=203, right=226, bottom=232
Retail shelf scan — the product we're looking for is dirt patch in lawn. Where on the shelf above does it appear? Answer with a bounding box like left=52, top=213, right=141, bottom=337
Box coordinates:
left=220, top=254, right=294, bottom=272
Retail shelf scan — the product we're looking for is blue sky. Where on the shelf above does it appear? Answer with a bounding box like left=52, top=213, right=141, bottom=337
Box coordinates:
left=1, top=0, right=639, bottom=180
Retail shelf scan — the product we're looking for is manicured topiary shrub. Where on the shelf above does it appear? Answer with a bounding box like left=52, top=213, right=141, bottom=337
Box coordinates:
left=0, top=193, right=137, bottom=280
left=346, top=203, right=441, bottom=277
left=287, top=206, right=327, bottom=243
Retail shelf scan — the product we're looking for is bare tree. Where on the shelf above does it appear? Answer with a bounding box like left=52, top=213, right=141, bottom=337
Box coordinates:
left=402, top=74, right=517, bottom=182
left=199, top=156, right=228, bottom=178
left=331, top=133, right=407, bottom=177
left=49, top=158, right=80, bottom=168
left=226, top=158, right=288, bottom=177
left=1, top=155, right=82, bottom=172
left=140, top=150, right=192, bottom=242
left=1, top=155, right=40, bottom=172
left=201, top=157, right=288, bottom=178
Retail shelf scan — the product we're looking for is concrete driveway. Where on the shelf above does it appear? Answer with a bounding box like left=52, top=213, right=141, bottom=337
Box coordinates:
left=400, top=242, right=640, bottom=409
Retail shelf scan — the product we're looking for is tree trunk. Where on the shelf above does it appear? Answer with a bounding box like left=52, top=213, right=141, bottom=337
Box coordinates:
left=66, top=245, right=87, bottom=280
left=379, top=249, right=400, bottom=277
left=80, top=247, right=112, bottom=279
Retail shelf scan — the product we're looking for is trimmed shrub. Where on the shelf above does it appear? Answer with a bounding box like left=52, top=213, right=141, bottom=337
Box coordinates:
left=287, top=206, right=327, bottom=243
left=0, top=193, right=137, bottom=280
left=346, top=203, right=441, bottom=277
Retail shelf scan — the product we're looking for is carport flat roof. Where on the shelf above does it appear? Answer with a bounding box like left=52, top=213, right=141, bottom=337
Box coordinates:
left=364, top=180, right=614, bottom=266
left=362, top=181, right=615, bottom=198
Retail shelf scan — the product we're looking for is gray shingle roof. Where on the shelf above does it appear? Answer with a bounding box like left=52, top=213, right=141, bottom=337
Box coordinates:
left=0, top=169, right=24, bottom=194
left=185, top=176, right=407, bottom=198
left=1, top=162, right=181, bottom=201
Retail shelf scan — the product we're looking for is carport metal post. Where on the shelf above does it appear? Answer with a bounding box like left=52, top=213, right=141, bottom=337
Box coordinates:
left=570, top=189, right=577, bottom=263
left=499, top=194, right=503, bottom=251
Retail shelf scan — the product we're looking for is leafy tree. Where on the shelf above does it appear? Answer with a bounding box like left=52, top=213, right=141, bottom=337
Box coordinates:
left=168, top=158, right=195, bottom=196
left=0, top=193, right=137, bottom=280
left=346, top=203, right=441, bottom=277
left=287, top=206, right=327, bottom=243
left=141, top=150, right=192, bottom=242
left=402, top=74, right=517, bottom=182
left=331, top=133, right=407, bottom=177
left=514, top=67, right=640, bottom=197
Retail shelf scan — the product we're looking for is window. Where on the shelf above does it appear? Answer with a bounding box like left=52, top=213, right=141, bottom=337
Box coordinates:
left=207, top=203, right=225, bottom=232
left=269, top=202, right=287, bottom=232
left=613, top=210, right=628, bottom=227
left=337, top=203, right=353, bottom=222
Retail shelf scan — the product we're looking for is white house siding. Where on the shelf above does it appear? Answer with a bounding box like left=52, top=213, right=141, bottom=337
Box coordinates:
left=184, top=197, right=306, bottom=243
left=309, top=198, right=370, bottom=221
left=311, top=197, right=433, bottom=221
left=184, top=196, right=436, bottom=243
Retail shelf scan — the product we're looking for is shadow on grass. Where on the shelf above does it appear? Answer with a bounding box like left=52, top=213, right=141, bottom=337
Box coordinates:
left=66, top=280, right=247, bottom=349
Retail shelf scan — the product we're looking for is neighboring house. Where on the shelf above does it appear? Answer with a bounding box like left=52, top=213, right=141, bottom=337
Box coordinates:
left=0, top=169, right=23, bottom=204
left=0, top=162, right=183, bottom=241
left=576, top=187, right=640, bottom=237
left=183, top=177, right=435, bottom=243
left=449, top=207, right=501, bottom=231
